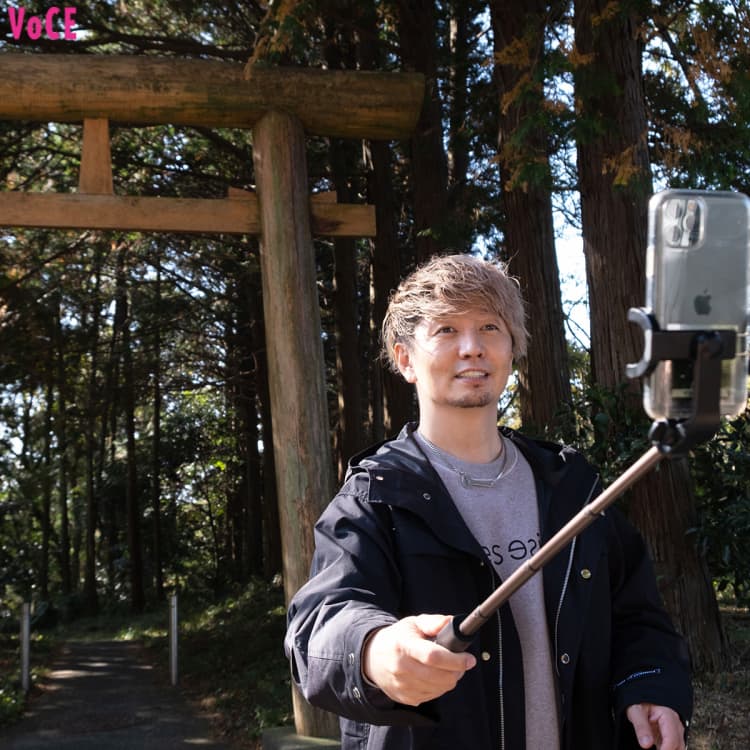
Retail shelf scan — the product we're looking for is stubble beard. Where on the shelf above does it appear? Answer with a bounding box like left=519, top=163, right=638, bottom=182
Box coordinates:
left=445, top=392, right=496, bottom=409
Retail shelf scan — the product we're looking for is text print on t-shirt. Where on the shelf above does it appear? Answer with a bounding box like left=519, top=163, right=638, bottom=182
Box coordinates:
left=482, top=531, right=540, bottom=567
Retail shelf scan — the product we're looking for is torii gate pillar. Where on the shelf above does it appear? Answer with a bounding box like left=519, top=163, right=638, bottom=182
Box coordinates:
left=253, top=111, right=339, bottom=739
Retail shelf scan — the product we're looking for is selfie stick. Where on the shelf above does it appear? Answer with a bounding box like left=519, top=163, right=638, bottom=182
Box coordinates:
left=436, top=307, right=739, bottom=652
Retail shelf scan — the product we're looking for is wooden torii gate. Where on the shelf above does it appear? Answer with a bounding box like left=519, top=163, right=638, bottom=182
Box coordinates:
left=0, top=53, right=424, bottom=740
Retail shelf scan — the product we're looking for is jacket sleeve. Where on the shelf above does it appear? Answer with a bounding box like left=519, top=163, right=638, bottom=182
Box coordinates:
left=284, top=473, right=437, bottom=726
left=606, top=505, right=693, bottom=743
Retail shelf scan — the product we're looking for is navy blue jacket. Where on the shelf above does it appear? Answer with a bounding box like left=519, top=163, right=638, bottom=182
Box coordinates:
left=285, top=424, right=692, bottom=749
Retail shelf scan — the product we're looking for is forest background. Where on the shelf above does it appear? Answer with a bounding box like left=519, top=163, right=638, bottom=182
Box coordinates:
left=0, top=0, right=749, bottom=746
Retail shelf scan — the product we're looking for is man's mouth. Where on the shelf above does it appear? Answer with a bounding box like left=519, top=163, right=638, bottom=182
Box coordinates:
left=456, top=370, right=489, bottom=380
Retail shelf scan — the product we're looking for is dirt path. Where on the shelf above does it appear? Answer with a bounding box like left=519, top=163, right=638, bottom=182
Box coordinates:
left=0, top=639, right=230, bottom=749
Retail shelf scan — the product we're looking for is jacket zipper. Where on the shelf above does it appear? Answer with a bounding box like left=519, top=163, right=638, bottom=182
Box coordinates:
left=484, top=562, right=506, bottom=750
left=553, top=476, right=599, bottom=675
left=497, top=609, right=505, bottom=750
left=492, top=453, right=599, bottom=750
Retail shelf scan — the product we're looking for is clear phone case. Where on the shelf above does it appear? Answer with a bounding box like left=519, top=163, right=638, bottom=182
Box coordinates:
left=644, top=189, right=750, bottom=419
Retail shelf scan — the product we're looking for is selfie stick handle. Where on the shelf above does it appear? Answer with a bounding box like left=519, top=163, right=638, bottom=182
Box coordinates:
left=436, top=311, right=735, bottom=653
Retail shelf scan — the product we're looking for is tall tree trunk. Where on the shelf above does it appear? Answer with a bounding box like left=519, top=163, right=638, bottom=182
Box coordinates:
left=245, top=383, right=263, bottom=579
left=574, top=0, right=727, bottom=671
left=151, top=263, right=164, bottom=599
left=395, top=0, right=449, bottom=260
left=117, top=246, right=144, bottom=613
left=55, top=307, right=72, bottom=595
left=101, top=252, right=122, bottom=598
left=70, top=442, right=83, bottom=591
left=40, top=382, right=53, bottom=601
left=83, top=246, right=104, bottom=615
left=331, top=146, right=365, bottom=477
left=234, top=261, right=263, bottom=580
left=249, top=267, right=282, bottom=579
left=224, top=318, right=245, bottom=584
left=448, top=2, right=470, bottom=190
left=359, top=0, right=417, bottom=437
left=325, top=16, right=366, bottom=478
left=83, top=379, right=98, bottom=608
left=490, top=1, right=571, bottom=434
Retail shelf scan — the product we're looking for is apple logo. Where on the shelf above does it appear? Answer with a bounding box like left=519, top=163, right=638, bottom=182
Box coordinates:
left=693, top=290, right=712, bottom=315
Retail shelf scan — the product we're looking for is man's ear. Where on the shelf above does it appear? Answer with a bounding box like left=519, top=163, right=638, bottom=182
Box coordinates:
left=393, top=341, right=417, bottom=384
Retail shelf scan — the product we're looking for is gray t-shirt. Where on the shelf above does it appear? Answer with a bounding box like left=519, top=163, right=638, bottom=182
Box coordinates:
left=415, top=430, right=560, bottom=750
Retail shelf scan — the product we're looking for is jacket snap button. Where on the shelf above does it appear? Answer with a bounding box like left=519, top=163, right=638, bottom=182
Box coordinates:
left=375, top=475, right=384, bottom=481
left=422, top=492, right=431, bottom=500
left=560, top=653, right=570, bottom=665
left=481, top=651, right=491, bottom=662
left=580, top=568, right=591, bottom=579
left=348, top=653, right=355, bottom=665
left=353, top=687, right=361, bottom=699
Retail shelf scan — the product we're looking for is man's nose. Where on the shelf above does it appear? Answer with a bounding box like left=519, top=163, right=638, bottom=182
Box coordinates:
left=458, top=330, right=483, bottom=357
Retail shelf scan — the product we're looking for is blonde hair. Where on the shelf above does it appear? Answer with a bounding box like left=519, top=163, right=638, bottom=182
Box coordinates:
left=381, top=253, right=528, bottom=372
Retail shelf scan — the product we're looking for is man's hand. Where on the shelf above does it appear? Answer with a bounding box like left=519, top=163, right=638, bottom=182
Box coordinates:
left=626, top=703, right=686, bottom=750
left=362, top=614, right=477, bottom=706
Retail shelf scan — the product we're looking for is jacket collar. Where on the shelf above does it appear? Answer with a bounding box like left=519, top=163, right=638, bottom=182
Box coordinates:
left=348, top=421, right=581, bottom=488
left=346, top=422, right=593, bottom=558
left=347, top=422, right=597, bottom=552
left=353, top=423, right=483, bottom=557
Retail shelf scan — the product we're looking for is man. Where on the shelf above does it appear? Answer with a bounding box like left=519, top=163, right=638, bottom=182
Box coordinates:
left=285, top=254, right=692, bottom=749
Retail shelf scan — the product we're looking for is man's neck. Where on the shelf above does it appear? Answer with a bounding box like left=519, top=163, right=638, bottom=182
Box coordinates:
left=417, top=407, right=503, bottom=463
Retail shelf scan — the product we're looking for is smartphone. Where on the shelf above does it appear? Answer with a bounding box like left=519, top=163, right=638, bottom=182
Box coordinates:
left=643, top=189, right=750, bottom=420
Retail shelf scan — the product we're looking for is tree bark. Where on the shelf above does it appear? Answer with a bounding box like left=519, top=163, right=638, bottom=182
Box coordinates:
left=117, top=246, right=145, bottom=613
left=448, top=3, right=470, bottom=189
left=82, top=247, right=105, bottom=615
left=330, top=139, right=366, bottom=479
left=40, top=382, right=53, bottom=601
left=248, top=268, right=282, bottom=580
left=358, top=1, right=417, bottom=437
left=396, top=0, right=450, bottom=260
left=324, top=16, right=367, bottom=476
left=490, top=1, right=571, bottom=434
left=574, top=0, right=727, bottom=671
left=252, top=110, right=339, bottom=739
left=55, top=306, right=72, bottom=595
left=151, top=264, right=165, bottom=599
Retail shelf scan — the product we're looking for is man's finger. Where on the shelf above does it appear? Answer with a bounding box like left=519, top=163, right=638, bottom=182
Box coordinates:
left=626, top=704, right=655, bottom=748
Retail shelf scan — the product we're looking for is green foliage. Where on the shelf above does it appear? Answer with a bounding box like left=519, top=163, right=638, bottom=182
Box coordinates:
left=143, top=579, right=293, bottom=742
left=691, top=413, right=750, bottom=606
left=549, top=370, right=750, bottom=606
left=0, top=630, right=56, bottom=728
left=644, top=1, right=750, bottom=191
left=0, top=672, right=25, bottom=727
left=548, top=344, right=652, bottom=484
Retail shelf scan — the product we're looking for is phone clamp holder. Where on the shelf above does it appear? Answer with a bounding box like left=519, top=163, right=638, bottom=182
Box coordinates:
left=625, top=306, right=737, bottom=456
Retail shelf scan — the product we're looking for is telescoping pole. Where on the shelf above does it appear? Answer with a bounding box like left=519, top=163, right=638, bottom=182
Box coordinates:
left=435, top=446, right=664, bottom=652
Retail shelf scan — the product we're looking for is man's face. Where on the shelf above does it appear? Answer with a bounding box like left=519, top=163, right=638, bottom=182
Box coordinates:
left=394, top=308, right=513, bottom=413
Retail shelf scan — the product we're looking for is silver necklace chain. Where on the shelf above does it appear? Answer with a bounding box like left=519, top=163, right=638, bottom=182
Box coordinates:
left=421, top=434, right=518, bottom=489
